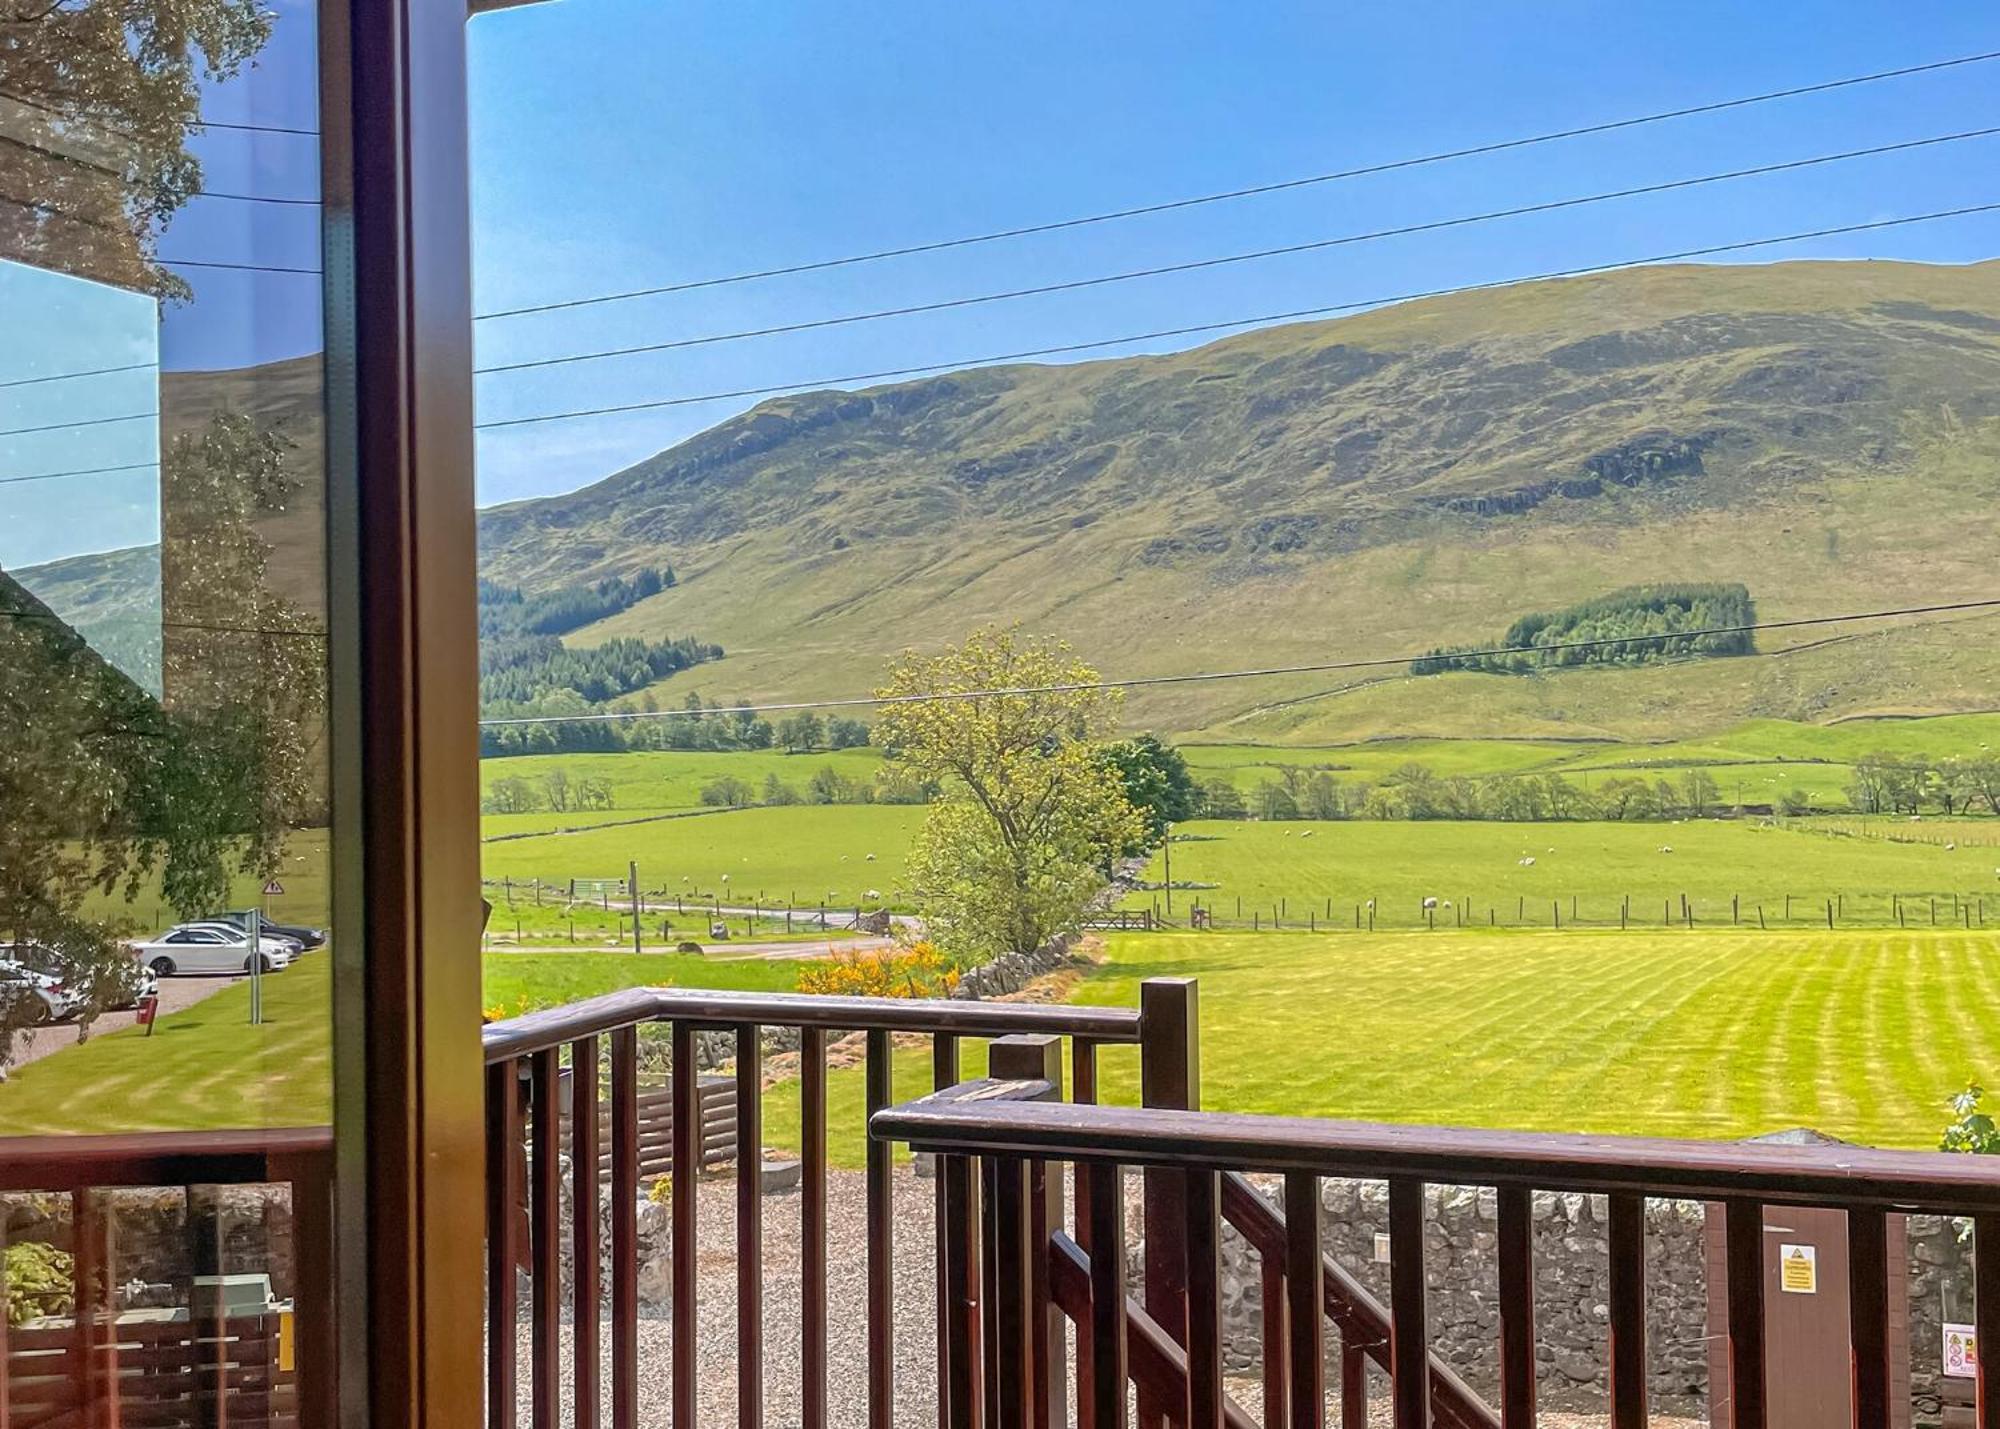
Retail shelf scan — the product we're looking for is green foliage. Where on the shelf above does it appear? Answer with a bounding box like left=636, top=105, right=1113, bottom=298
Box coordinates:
left=5, top=1242, right=74, bottom=1326
left=1941, top=1084, right=2000, bottom=1154
left=698, top=776, right=755, bottom=808
left=1099, top=735, right=1199, bottom=846
left=875, top=629, right=1143, bottom=961
left=476, top=567, right=672, bottom=639
left=1414, top=584, right=1755, bottom=675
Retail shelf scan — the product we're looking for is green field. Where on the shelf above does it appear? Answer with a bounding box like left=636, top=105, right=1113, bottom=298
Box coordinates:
left=1124, top=817, right=1999, bottom=928
left=763, top=927, right=2000, bottom=1165
left=479, top=747, right=886, bottom=815
left=479, top=804, right=924, bottom=909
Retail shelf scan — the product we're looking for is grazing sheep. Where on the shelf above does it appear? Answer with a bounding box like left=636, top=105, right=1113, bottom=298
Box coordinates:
left=866, top=853, right=878, bottom=862
left=1518, top=856, right=1535, bottom=867
left=1947, top=842, right=1958, bottom=852
left=1659, top=846, right=1673, bottom=854
left=1301, top=830, right=1316, bottom=838
left=1422, top=896, right=1438, bottom=910
left=864, top=889, right=881, bottom=900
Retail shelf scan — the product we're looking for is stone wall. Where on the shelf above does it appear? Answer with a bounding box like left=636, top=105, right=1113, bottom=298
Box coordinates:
left=951, top=935, right=1074, bottom=1001
left=1153, top=1180, right=1975, bottom=1416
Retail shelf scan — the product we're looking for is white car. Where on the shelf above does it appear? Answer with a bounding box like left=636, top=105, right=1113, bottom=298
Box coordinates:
left=131, top=925, right=295, bottom=977
left=0, top=959, right=84, bottom=1024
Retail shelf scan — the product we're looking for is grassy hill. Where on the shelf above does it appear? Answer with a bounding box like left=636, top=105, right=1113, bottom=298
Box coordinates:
left=473, top=258, right=2000, bottom=741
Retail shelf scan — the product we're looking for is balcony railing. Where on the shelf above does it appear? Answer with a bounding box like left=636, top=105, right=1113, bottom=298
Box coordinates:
left=874, top=1081, right=2000, bottom=1429
left=0, top=1128, right=334, bottom=1429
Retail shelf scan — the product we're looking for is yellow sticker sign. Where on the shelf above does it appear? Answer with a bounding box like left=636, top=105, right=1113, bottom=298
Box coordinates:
left=1779, top=1243, right=1817, bottom=1294
left=278, top=1309, right=296, bottom=1372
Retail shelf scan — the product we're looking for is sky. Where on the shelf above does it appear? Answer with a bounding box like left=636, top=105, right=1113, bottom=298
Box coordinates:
left=4, top=1, right=1999, bottom=568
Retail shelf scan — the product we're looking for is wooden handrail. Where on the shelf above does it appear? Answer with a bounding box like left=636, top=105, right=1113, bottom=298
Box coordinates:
left=481, top=985, right=1145, bottom=1063
left=872, top=1096, right=2000, bottom=1212
left=0, top=1125, right=334, bottom=1191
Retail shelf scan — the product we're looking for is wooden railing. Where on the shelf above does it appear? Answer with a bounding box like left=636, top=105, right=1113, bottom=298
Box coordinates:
left=874, top=1089, right=2000, bottom=1429
left=480, top=983, right=1155, bottom=1429
left=0, top=1128, right=334, bottom=1429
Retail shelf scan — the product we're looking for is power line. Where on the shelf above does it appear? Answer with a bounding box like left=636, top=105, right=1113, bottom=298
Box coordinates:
left=472, top=47, right=2000, bottom=322
left=0, top=607, right=326, bottom=639
left=0, top=410, right=157, bottom=439
left=0, top=362, right=154, bottom=391
left=0, top=182, right=321, bottom=272
left=0, top=460, right=157, bottom=486
left=476, top=126, right=2000, bottom=377
left=0, top=87, right=317, bottom=140
left=475, top=598, right=2000, bottom=727
left=474, top=200, right=2000, bottom=433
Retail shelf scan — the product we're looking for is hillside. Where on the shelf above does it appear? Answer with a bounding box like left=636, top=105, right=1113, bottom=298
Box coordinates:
left=473, top=258, right=2000, bottom=740
left=30, top=261, right=2000, bottom=744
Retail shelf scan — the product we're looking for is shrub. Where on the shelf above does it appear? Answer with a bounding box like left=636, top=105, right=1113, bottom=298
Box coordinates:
left=6, top=1243, right=74, bottom=1325
left=796, top=941, right=958, bottom=999
left=1941, top=1084, right=2000, bottom=1154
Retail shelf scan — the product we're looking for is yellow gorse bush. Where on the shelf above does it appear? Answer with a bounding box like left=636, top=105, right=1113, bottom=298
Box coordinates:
left=796, top=941, right=959, bottom=999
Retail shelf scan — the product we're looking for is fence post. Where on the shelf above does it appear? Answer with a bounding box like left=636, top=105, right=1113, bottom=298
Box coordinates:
left=630, top=860, right=642, bottom=954
left=1138, top=978, right=1200, bottom=1429
left=989, top=1035, right=1066, bottom=1429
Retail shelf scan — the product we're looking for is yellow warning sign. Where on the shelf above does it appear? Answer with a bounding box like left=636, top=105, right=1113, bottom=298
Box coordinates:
left=1779, top=1243, right=1817, bottom=1294
left=278, top=1309, right=296, bottom=1372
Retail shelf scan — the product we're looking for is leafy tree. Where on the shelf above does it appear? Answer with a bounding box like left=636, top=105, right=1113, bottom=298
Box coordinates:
left=778, top=712, right=825, bottom=753
left=1778, top=787, right=1812, bottom=818
left=1254, top=781, right=1301, bottom=821
left=1596, top=776, right=1649, bottom=820
left=872, top=766, right=938, bottom=806
left=575, top=777, right=614, bottom=812
left=543, top=769, right=572, bottom=813
left=874, top=628, right=1142, bottom=962
left=481, top=776, right=540, bottom=815
left=760, top=773, right=801, bottom=806
left=1099, top=735, right=1197, bottom=845
left=825, top=718, right=871, bottom=749
left=698, top=776, right=754, bottom=808
left=1678, top=769, right=1720, bottom=818
left=1, top=0, right=274, bottom=298
left=1302, top=772, right=1347, bottom=821
left=1198, top=778, right=1246, bottom=819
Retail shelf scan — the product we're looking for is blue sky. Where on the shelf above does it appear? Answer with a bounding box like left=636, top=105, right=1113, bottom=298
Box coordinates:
left=464, top=1, right=2000, bottom=508
left=5, top=2, right=1999, bottom=567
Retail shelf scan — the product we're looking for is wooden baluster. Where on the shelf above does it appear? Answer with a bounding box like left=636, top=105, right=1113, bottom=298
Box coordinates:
left=1139, top=980, right=1200, bottom=1429
left=942, top=1152, right=979, bottom=1429
left=1088, top=1163, right=1128, bottom=1429
left=486, top=1062, right=523, bottom=1429
left=1187, top=1170, right=1224, bottom=1429
left=1339, top=1345, right=1366, bottom=1429
left=77, top=1186, right=118, bottom=1429
left=1724, top=1199, right=1767, bottom=1429
left=610, top=1028, right=639, bottom=1429
left=802, top=1026, right=829, bottom=1429
left=737, top=1025, right=764, bottom=1429
left=1072, top=1032, right=1104, bottom=1424
left=1495, top=1186, right=1535, bottom=1429
left=992, top=1155, right=1033, bottom=1429
left=572, top=1036, right=601, bottom=1429
left=1976, top=1212, right=2000, bottom=1429
left=983, top=1157, right=1003, bottom=1429
left=530, top=1049, right=561, bottom=1429
left=671, top=1022, right=698, bottom=1429
left=866, top=1028, right=895, bottom=1429
left=1848, top=1207, right=1890, bottom=1429
left=1607, top=1192, right=1646, bottom=1429
left=1387, top=1177, right=1429, bottom=1429
left=990, top=1035, right=1065, bottom=1429
left=1284, top=1173, right=1323, bottom=1429
left=933, top=1033, right=961, bottom=1429
left=1260, top=1252, right=1288, bottom=1429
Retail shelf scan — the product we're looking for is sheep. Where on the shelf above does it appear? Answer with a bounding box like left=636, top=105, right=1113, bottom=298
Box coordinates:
left=1518, top=856, right=1536, bottom=867
left=1659, top=846, right=1674, bottom=854
left=864, top=889, right=881, bottom=901
left=866, top=853, right=878, bottom=862
left=1422, top=896, right=1438, bottom=910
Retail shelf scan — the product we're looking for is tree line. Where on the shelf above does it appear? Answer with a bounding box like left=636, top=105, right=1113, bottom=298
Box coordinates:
left=1846, top=753, right=2000, bottom=816
left=1412, top=583, right=1754, bottom=675
left=1201, top=763, right=1736, bottom=822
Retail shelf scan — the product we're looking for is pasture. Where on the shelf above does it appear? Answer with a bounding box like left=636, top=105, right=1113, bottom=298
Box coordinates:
left=1123, top=817, right=2000, bottom=928
left=764, top=926, right=2000, bottom=1165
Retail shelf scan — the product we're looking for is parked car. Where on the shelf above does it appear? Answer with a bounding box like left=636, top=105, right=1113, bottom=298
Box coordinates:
left=130, top=926, right=295, bottom=977
left=208, top=911, right=326, bottom=951
left=6, top=942, right=156, bottom=1012
left=183, top=921, right=305, bottom=956
left=0, top=959, right=84, bottom=1025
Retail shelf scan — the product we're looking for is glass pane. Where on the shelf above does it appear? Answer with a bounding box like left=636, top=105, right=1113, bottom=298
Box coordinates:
left=3, top=0, right=329, bottom=1127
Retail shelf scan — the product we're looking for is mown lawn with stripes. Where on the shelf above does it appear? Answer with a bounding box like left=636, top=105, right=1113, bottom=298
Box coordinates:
left=763, top=927, right=2000, bottom=1165
left=1072, top=929, right=1997, bottom=1149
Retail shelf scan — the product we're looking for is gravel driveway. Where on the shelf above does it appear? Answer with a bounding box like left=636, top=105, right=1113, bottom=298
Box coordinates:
left=4, top=970, right=246, bottom=1071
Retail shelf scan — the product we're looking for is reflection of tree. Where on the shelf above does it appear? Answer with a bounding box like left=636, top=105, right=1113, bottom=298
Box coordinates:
left=0, top=409, right=325, bottom=1066
left=0, top=0, right=273, bottom=295
left=156, top=410, right=326, bottom=913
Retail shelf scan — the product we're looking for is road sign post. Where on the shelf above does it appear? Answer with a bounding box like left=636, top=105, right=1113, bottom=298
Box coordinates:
left=247, top=907, right=264, bottom=1026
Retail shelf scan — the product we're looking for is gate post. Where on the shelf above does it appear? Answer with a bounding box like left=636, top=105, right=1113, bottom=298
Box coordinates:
left=1137, top=978, right=1200, bottom=1428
